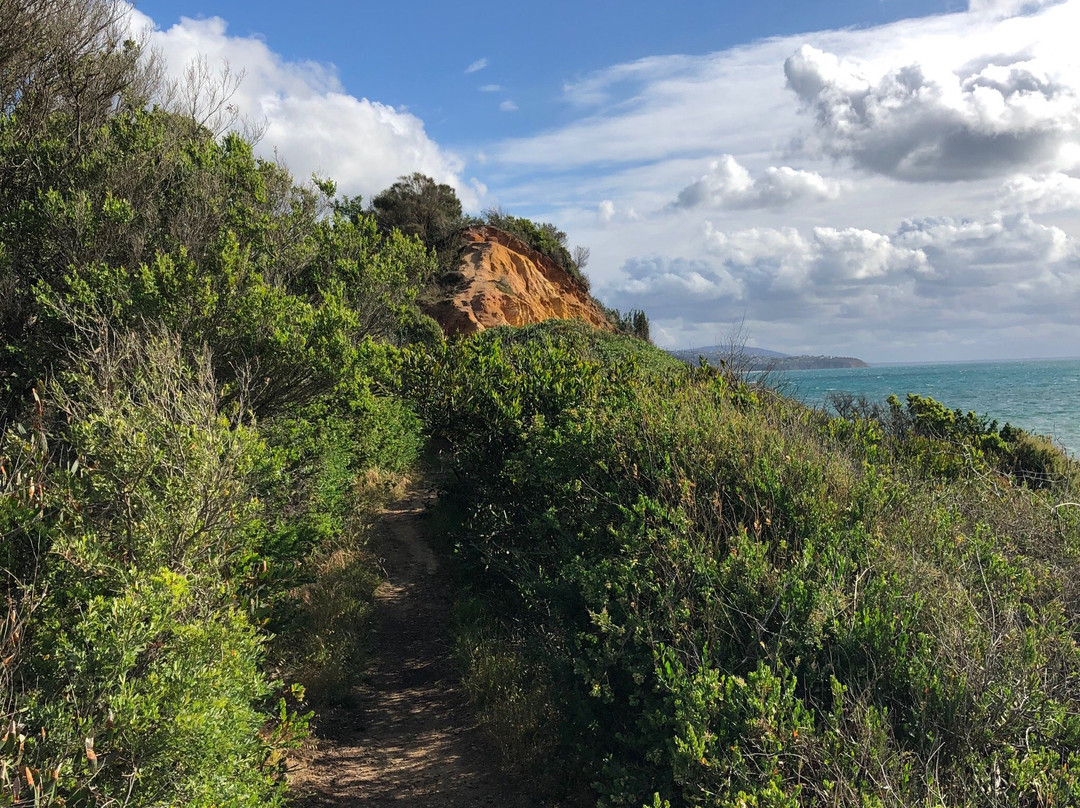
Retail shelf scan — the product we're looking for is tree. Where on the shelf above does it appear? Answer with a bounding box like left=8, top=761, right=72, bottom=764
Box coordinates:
left=572, top=245, right=591, bottom=271
left=0, top=0, right=162, bottom=147
left=370, top=172, right=463, bottom=252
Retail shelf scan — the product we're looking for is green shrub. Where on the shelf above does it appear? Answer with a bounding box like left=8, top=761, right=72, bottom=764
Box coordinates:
left=1, top=10, right=438, bottom=803
left=999, top=424, right=1077, bottom=489
left=1, top=329, right=298, bottom=807
left=848, top=394, right=1080, bottom=491
left=601, top=305, right=653, bottom=343
left=408, top=321, right=1080, bottom=808
left=2, top=105, right=435, bottom=422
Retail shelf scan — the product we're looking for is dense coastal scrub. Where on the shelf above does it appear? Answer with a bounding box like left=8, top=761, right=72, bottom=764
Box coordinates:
left=409, top=320, right=1080, bottom=807
left=1, top=5, right=430, bottom=803
left=6, top=4, right=1080, bottom=807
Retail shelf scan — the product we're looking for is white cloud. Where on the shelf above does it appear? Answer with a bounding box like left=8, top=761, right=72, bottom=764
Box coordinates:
left=132, top=11, right=474, bottom=205
left=594, top=199, right=641, bottom=225
left=701, top=222, right=926, bottom=290
left=967, top=0, right=1065, bottom=18
left=466, top=58, right=489, bottom=74
left=672, top=155, right=841, bottom=210
left=479, top=84, right=503, bottom=92
left=477, top=0, right=1080, bottom=360
left=561, top=54, right=701, bottom=108
left=487, top=0, right=1080, bottom=181
left=599, top=212, right=1080, bottom=358
left=493, top=46, right=798, bottom=169
left=468, top=177, right=489, bottom=200
left=499, top=100, right=519, bottom=112
left=1003, top=171, right=1080, bottom=211
left=784, top=42, right=1080, bottom=181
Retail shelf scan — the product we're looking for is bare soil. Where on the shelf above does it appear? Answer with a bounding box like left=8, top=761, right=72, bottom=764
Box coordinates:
left=289, top=482, right=542, bottom=807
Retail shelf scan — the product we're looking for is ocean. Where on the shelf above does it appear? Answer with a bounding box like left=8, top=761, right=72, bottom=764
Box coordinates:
left=776, top=358, right=1080, bottom=457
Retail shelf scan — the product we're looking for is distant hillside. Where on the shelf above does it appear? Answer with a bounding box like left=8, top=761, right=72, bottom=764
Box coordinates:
left=669, top=345, right=868, bottom=371
left=763, top=354, right=869, bottom=370
left=670, top=344, right=790, bottom=360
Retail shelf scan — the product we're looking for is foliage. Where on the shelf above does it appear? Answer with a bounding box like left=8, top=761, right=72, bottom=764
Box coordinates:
left=407, top=319, right=1080, bottom=808
left=370, top=172, right=464, bottom=275
left=0, top=0, right=161, bottom=150
left=2, top=330, right=295, bottom=806
left=829, top=392, right=1078, bottom=490
left=0, top=10, right=431, bottom=802
left=1, top=102, right=435, bottom=418
left=602, top=305, right=653, bottom=342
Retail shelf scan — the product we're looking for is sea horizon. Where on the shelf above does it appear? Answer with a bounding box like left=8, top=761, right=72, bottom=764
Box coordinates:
left=776, top=357, right=1080, bottom=457
left=862, top=355, right=1080, bottom=368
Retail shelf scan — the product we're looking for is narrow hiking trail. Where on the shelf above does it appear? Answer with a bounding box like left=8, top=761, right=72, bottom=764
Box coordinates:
left=289, top=481, right=542, bottom=807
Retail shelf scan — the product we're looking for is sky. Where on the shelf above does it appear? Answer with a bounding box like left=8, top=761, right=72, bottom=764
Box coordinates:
left=129, top=0, right=1080, bottom=363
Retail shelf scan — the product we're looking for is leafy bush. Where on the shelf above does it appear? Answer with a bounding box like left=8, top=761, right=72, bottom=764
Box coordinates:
left=371, top=172, right=463, bottom=255
left=2, top=104, right=435, bottom=420
left=1, top=9, right=432, bottom=801
left=408, top=320, right=1080, bottom=808
left=999, top=425, right=1078, bottom=489
left=828, top=393, right=1077, bottom=491
left=601, top=305, right=653, bottom=342
left=1, top=329, right=298, bottom=807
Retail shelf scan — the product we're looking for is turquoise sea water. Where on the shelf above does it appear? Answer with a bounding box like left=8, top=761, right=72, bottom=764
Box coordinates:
left=778, top=358, right=1080, bottom=457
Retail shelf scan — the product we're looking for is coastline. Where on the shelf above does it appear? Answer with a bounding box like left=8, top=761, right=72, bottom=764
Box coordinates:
left=778, top=358, right=1080, bottom=457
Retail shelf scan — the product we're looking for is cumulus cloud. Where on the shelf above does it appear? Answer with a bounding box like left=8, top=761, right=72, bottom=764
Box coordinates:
left=672, top=155, right=841, bottom=210
left=1003, top=171, right=1080, bottom=210
left=492, top=2, right=1080, bottom=175
left=131, top=11, right=472, bottom=204
left=601, top=213, right=1080, bottom=349
left=784, top=43, right=1080, bottom=181
left=704, top=222, right=926, bottom=291
left=607, top=223, right=925, bottom=324
left=595, top=199, right=641, bottom=225
left=465, top=58, right=489, bottom=74
left=499, top=100, right=518, bottom=112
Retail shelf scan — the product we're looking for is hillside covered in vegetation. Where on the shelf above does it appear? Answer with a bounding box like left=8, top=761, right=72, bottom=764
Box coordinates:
left=670, top=346, right=869, bottom=372
left=3, top=3, right=1080, bottom=807
left=409, top=320, right=1080, bottom=807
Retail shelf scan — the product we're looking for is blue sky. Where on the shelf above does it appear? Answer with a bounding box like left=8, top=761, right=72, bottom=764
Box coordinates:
left=130, top=0, right=1080, bottom=362
left=136, top=0, right=961, bottom=145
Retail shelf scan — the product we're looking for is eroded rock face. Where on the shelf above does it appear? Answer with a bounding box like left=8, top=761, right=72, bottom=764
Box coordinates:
left=423, top=226, right=614, bottom=337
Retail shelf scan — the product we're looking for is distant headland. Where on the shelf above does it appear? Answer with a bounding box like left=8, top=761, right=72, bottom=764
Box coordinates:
left=668, top=345, right=869, bottom=371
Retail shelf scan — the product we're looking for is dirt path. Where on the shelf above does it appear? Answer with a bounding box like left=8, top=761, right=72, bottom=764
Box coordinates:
left=290, top=481, right=540, bottom=807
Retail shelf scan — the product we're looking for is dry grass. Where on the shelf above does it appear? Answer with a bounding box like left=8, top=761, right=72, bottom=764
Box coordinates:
left=274, top=469, right=409, bottom=705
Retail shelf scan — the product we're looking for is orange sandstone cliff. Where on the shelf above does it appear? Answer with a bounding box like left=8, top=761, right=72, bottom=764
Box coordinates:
left=422, top=226, right=615, bottom=337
